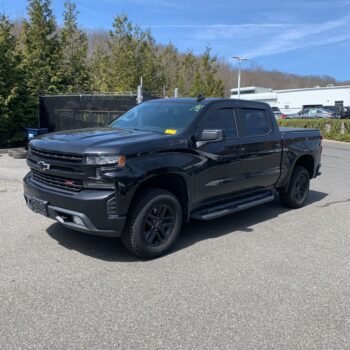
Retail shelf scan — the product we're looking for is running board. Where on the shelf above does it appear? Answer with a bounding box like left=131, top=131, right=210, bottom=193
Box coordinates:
left=191, top=192, right=275, bottom=220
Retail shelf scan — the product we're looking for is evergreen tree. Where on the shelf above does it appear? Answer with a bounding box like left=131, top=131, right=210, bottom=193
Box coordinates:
left=89, top=43, right=112, bottom=92
left=0, top=15, right=36, bottom=146
left=108, top=14, right=138, bottom=92
left=22, top=0, right=62, bottom=95
left=198, top=48, right=224, bottom=97
left=176, top=48, right=224, bottom=97
left=159, top=43, right=180, bottom=96
left=177, top=51, right=199, bottom=96
left=91, top=14, right=164, bottom=93
left=60, top=0, right=90, bottom=92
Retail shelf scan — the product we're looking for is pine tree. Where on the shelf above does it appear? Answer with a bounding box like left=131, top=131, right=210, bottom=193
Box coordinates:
left=159, top=43, right=180, bottom=96
left=177, top=51, right=199, bottom=96
left=176, top=48, right=224, bottom=97
left=60, top=0, right=90, bottom=92
left=0, top=15, right=36, bottom=146
left=108, top=14, right=138, bottom=92
left=91, top=14, right=164, bottom=94
left=22, top=0, right=62, bottom=95
left=199, top=48, right=224, bottom=97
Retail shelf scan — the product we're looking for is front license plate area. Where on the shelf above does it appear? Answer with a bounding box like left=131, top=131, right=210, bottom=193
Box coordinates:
left=26, top=196, right=48, bottom=216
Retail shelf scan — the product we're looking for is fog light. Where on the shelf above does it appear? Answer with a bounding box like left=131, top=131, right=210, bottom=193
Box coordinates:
left=73, top=216, right=84, bottom=226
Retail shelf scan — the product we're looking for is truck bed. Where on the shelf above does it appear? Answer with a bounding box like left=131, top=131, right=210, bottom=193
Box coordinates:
left=279, top=127, right=321, bottom=140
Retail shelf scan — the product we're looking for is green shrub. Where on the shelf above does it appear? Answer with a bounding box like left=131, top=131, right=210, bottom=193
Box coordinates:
left=277, top=119, right=350, bottom=142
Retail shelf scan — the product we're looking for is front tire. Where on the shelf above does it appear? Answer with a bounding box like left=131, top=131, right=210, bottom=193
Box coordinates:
left=279, top=166, right=310, bottom=209
left=121, top=188, right=182, bottom=259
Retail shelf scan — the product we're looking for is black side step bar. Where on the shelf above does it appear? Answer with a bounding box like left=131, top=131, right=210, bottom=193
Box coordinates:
left=191, top=191, right=275, bottom=220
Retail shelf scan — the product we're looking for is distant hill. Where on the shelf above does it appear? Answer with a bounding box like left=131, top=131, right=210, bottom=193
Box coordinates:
left=214, top=59, right=350, bottom=97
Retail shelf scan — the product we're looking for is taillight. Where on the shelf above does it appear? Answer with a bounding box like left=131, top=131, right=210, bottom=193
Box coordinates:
left=281, top=114, right=287, bottom=119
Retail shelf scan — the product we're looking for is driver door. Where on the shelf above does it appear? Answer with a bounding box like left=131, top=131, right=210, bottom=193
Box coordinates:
left=193, top=102, right=247, bottom=208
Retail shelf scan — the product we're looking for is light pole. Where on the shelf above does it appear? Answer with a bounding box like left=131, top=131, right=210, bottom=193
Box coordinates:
left=233, top=56, right=248, bottom=99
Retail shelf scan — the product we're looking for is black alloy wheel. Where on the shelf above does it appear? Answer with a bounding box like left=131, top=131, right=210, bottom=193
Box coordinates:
left=121, top=188, right=182, bottom=259
left=293, top=172, right=309, bottom=202
left=144, top=204, right=176, bottom=246
left=279, top=166, right=310, bottom=209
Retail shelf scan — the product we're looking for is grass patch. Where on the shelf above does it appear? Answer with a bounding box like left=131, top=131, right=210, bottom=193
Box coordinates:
left=277, top=119, right=350, bottom=142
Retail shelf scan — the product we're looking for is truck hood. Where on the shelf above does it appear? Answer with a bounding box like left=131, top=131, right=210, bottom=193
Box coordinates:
left=30, top=127, right=168, bottom=154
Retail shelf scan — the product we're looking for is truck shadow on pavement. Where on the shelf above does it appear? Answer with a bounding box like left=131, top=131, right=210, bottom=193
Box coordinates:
left=46, top=190, right=328, bottom=262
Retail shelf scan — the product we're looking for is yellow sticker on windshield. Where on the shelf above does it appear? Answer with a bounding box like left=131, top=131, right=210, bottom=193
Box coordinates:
left=165, top=129, right=177, bottom=135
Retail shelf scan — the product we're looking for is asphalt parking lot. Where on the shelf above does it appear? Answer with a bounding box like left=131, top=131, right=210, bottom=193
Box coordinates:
left=0, top=141, right=349, bottom=350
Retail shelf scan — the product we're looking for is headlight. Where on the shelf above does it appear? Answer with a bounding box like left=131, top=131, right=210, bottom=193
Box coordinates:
left=84, top=154, right=126, bottom=167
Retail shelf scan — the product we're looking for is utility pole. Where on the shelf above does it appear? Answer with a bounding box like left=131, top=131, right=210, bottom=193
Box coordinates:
left=232, top=56, right=248, bottom=99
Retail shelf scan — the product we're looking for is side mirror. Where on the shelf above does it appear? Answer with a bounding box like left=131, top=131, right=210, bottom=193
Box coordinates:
left=199, top=129, right=224, bottom=142
left=195, top=129, right=224, bottom=148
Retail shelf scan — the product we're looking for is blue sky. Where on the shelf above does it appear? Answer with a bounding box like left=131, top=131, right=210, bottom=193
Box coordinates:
left=3, top=0, right=350, bottom=80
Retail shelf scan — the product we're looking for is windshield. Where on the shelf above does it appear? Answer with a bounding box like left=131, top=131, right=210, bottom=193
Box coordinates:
left=110, top=100, right=205, bottom=134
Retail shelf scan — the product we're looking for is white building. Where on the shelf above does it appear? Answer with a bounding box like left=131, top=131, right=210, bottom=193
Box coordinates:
left=230, top=85, right=350, bottom=115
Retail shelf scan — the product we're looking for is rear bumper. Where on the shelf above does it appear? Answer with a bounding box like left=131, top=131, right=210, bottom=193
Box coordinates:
left=23, top=173, right=126, bottom=237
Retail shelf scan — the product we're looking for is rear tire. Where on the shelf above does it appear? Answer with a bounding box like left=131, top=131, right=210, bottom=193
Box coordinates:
left=121, top=188, right=182, bottom=259
left=280, top=166, right=310, bottom=208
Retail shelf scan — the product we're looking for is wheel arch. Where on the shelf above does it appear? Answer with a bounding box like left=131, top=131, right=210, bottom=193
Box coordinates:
left=294, top=154, right=315, bottom=179
left=278, top=153, right=315, bottom=193
left=129, top=172, right=191, bottom=222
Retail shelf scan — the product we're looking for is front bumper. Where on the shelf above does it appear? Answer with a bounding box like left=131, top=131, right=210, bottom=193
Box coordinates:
left=23, top=173, right=126, bottom=237
left=315, top=164, right=322, bottom=177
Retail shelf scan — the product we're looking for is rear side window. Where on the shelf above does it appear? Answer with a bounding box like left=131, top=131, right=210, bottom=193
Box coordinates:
left=200, top=108, right=237, bottom=139
left=240, top=109, right=270, bottom=137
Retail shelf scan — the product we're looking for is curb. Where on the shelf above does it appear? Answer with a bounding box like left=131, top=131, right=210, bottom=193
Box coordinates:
left=0, top=147, right=26, bottom=154
left=323, top=139, right=350, bottom=145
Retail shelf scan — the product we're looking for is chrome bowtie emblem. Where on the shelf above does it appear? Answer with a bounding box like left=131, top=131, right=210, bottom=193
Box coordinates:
left=37, top=161, right=50, bottom=171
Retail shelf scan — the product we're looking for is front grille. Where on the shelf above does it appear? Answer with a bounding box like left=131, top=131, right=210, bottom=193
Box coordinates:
left=32, top=170, right=83, bottom=192
left=31, top=147, right=83, bottom=163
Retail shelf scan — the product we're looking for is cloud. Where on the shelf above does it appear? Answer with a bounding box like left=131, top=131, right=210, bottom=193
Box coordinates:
left=79, top=0, right=178, bottom=8
left=239, top=15, right=350, bottom=58
left=146, top=24, right=296, bottom=29
left=151, top=15, right=350, bottom=59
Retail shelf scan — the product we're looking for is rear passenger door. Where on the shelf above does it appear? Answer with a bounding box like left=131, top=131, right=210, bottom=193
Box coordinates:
left=237, top=107, right=282, bottom=191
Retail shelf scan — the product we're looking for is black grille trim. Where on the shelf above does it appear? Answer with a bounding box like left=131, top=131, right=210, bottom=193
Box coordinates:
left=32, top=170, right=83, bottom=192
left=107, top=196, right=118, bottom=218
left=31, top=148, right=83, bottom=163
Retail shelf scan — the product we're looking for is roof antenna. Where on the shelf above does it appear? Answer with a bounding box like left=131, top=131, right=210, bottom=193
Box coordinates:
left=196, top=94, right=205, bottom=102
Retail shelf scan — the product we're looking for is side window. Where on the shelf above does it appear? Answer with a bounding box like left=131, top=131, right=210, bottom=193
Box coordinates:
left=200, top=108, right=237, bottom=139
left=240, top=109, right=270, bottom=137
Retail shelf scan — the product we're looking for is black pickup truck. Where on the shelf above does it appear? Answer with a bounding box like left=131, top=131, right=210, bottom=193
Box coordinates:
left=24, top=98, right=322, bottom=258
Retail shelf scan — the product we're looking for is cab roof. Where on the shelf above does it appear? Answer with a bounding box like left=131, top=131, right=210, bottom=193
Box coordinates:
left=146, top=97, right=270, bottom=109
